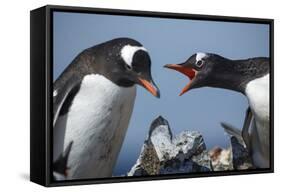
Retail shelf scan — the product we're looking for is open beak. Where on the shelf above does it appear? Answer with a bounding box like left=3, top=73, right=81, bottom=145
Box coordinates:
left=138, top=78, right=160, bottom=98
left=164, top=64, right=197, bottom=96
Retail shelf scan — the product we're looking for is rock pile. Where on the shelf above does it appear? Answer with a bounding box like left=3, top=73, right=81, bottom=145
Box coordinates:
left=128, top=116, right=253, bottom=176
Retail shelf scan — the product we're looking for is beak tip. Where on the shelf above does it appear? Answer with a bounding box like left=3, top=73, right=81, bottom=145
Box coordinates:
left=163, top=64, right=172, bottom=69
left=156, top=91, right=160, bottom=98
left=138, top=77, right=160, bottom=98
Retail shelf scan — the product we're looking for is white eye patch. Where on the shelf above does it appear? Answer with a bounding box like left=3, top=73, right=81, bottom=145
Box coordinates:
left=196, top=52, right=207, bottom=62
left=121, top=45, right=147, bottom=67
left=195, top=52, right=208, bottom=67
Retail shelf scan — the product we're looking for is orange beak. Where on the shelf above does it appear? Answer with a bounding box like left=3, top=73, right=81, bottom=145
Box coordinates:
left=164, top=64, right=197, bottom=96
left=138, top=78, right=160, bottom=98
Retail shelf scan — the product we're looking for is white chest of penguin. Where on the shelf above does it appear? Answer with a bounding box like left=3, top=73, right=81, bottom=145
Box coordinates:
left=62, top=74, right=136, bottom=178
left=245, top=74, right=270, bottom=167
left=245, top=74, right=269, bottom=122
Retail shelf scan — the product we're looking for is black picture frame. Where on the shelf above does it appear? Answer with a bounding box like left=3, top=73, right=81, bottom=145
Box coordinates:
left=30, top=4, right=274, bottom=187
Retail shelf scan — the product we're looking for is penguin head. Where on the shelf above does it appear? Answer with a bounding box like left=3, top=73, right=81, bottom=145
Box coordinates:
left=97, top=38, right=160, bottom=98
left=164, top=52, right=223, bottom=96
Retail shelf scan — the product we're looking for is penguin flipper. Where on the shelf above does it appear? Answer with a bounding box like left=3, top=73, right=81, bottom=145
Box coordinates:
left=53, top=76, right=81, bottom=126
left=53, top=141, right=73, bottom=178
left=220, top=122, right=245, bottom=145
left=241, top=107, right=253, bottom=153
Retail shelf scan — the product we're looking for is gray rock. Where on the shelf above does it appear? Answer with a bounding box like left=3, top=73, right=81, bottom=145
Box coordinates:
left=128, top=116, right=255, bottom=176
left=231, top=136, right=253, bottom=170
left=128, top=116, right=212, bottom=176
left=220, top=122, right=254, bottom=170
left=208, top=136, right=253, bottom=171
left=209, top=147, right=233, bottom=171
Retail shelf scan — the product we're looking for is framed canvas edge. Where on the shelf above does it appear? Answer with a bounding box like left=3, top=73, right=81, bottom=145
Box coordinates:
left=31, top=4, right=274, bottom=187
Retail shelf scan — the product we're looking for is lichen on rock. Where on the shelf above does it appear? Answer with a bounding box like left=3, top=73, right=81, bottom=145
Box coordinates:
left=128, top=116, right=212, bottom=176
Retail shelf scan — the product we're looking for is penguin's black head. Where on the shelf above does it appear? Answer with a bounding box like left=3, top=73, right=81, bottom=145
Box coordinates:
left=164, top=52, right=269, bottom=95
left=164, top=52, right=224, bottom=95
left=96, top=38, right=160, bottom=98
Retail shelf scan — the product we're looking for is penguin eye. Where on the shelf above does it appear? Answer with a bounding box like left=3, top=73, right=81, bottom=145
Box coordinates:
left=196, top=60, right=204, bottom=68
left=125, top=64, right=132, bottom=71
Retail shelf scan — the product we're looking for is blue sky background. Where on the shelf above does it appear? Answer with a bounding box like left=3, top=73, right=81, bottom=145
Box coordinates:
left=53, top=12, right=269, bottom=176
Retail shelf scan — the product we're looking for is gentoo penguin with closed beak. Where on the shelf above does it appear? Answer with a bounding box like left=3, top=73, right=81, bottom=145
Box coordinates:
left=164, top=53, right=269, bottom=168
left=53, top=38, right=160, bottom=180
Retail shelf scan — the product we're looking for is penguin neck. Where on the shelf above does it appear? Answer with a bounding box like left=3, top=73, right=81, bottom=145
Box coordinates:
left=208, top=58, right=269, bottom=94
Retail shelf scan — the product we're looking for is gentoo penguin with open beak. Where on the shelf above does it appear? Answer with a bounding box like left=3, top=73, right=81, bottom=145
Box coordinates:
left=164, top=53, right=269, bottom=168
left=53, top=38, right=160, bottom=180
